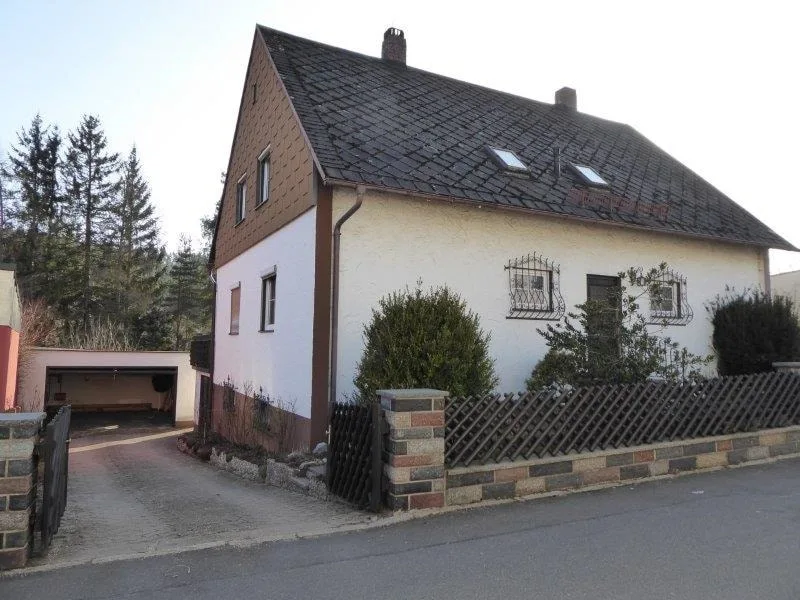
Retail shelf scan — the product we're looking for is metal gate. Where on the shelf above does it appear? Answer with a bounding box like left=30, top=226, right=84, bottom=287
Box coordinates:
left=37, top=405, right=71, bottom=550
left=327, top=401, right=383, bottom=512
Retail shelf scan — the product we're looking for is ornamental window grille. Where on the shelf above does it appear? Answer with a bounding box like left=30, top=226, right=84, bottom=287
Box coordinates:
left=506, top=253, right=565, bottom=320
left=252, top=387, right=271, bottom=433
left=645, top=269, right=693, bottom=325
left=222, top=377, right=236, bottom=413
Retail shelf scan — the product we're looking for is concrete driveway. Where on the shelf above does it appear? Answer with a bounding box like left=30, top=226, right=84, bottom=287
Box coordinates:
left=35, top=424, right=372, bottom=568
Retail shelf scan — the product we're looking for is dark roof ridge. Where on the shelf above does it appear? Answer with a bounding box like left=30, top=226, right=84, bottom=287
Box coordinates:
left=256, top=24, right=632, bottom=131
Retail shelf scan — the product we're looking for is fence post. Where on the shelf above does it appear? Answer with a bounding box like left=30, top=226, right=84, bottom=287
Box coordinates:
left=379, top=389, right=448, bottom=511
left=0, top=412, right=45, bottom=571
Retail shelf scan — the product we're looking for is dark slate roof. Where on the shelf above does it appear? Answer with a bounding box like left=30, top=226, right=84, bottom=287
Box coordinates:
left=259, top=26, right=795, bottom=250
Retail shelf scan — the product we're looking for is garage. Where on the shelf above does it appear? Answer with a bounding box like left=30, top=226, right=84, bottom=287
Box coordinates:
left=18, top=348, right=194, bottom=427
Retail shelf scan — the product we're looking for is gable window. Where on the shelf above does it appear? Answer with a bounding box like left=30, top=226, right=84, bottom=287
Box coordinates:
left=235, top=176, right=247, bottom=224
left=646, top=269, right=693, bottom=325
left=487, top=146, right=528, bottom=172
left=257, top=149, right=270, bottom=207
left=229, top=284, right=241, bottom=335
left=506, top=253, right=564, bottom=320
left=260, top=272, right=276, bottom=331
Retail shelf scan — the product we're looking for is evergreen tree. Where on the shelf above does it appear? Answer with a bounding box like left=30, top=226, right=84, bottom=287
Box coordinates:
left=64, top=115, right=120, bottom=330
left=106, top=146, right=167, bottom=335
left=166, top=235, right=207, bottom=349
left=2, top=115, right=69, bottom=296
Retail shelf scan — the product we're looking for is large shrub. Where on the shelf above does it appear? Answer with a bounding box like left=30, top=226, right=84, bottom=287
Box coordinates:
left=709, top=290, right=800, bottom=375
left=353, top=284, right=497, bottom=402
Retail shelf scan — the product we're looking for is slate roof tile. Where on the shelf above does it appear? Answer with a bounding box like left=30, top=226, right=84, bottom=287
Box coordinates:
left=259, top=26, right=794, bottom=250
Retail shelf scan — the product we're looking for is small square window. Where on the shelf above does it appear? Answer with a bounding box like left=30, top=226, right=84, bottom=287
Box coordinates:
left=487, top=146, right=528, bottom=172
left=260, top=273, right=276, bottom=330
left=650, top=283, right=681, bottom=318
left=512, top=269, right=552, bottom=312
left=235, top=178, right=246, bottom=223
left=230, top=285, right=241, bottom=334
left=257, top=154, right=270, bottom=206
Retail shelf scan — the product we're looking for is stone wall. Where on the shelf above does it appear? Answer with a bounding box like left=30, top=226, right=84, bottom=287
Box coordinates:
left=0, top=413, right=44, bottom=570
left=378, top=389, right=800, bottom=512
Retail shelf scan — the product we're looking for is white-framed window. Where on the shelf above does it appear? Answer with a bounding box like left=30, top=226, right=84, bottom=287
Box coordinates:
left=260, top=272, right=276, bottom=331
left=650, top=282, right=681, bottom=319
left=257, top=149, right=270, bottom=207
left=235, top=176, right=247, bottom=224
left=512, top=269, right=552, bottom=312
left=229, top=284, right=241, bottom=335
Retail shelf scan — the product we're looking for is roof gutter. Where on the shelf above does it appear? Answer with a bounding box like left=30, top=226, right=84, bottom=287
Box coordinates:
left=329, top=185, right=365, bottom=408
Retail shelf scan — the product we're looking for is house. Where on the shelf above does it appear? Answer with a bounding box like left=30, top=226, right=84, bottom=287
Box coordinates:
left=0, top=266, right=21, bottom=410
left=209, top=26, right=795, bottom=448
left=771, top=269, right=800, bottom=316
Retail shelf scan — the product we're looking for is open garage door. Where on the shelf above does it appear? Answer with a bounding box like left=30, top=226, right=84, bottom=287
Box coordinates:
left=45, top=366, right=179, bottom=428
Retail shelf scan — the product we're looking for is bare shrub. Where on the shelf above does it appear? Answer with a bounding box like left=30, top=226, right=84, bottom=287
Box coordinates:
left=60, top=317, right=133, bottom=351
left=15, top=299, right=58, bottom=411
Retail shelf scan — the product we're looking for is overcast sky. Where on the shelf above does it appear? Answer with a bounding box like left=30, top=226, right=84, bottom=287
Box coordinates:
left=1, top=0, right=798, bottom=272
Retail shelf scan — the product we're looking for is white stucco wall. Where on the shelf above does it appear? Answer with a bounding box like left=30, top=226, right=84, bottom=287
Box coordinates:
left=213, top=207, right=316, bottom=418
left=333, top=188, right=768, bottom=398
left=18, top=349, right=194, bottom=423
left=771, top=270, right=800, bottom=315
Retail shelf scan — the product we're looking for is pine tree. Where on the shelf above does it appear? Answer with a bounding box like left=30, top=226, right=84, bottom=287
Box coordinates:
left=64, top=115, right=120, bottom=330
left=106, top=146, right=167, bottom=338
left=2, top=115, right=75, bottom=306
left=166, top=235, right=208, bottom=349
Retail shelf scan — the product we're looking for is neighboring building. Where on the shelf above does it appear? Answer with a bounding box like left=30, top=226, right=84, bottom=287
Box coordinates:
left=17, top=349, right=194, bottom=426
left=0, top=266, right=21, bottom=410
left=771, top=270, right=800, bottom=314
left=210, top=26, right=796, bottom=448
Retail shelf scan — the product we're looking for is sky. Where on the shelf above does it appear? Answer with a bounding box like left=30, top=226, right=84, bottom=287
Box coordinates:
left=1, top=0, right=798, bottom=272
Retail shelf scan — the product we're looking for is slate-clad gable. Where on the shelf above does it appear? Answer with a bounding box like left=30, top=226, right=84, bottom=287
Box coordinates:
left=259, top=25, right=793, bottom=251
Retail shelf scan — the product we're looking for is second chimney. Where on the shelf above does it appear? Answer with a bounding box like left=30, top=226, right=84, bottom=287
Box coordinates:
left=381, top=28, right=406, bottom=64
left=555, top=87, right=577, bottom=111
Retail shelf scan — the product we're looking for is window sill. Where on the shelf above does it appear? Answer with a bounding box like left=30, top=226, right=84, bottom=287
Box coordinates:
left=229, top=331, right=240, bottom=335
left=234, top=218, right=245, bottom=228
left=255, top=199, right=269, bottom=210
left=259, top=326, right=275, bottom=333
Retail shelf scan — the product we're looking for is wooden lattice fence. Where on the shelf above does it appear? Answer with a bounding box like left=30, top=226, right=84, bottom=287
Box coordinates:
left=446, top=372, right=800, bottom=467
left=328, top=402, right=383, bottom=511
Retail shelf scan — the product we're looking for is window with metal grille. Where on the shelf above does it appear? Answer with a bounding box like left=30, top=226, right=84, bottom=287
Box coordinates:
left=506, top=253, right=565, bottom=320
left=646, top=270, right=692, bottom=325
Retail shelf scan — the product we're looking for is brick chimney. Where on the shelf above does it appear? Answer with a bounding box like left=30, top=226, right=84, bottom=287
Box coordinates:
left=381, top=28, right=406, bottom=64
left=555, top=87, right=577, bottom=111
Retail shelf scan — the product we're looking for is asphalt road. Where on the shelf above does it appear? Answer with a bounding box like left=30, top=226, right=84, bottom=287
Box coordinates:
left=3, top=457, right=799, bottom=599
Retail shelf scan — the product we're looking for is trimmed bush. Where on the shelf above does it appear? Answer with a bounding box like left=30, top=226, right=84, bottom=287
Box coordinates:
left=709, top=291, right=800, bottom=375
left=353, top=284, right=497, bottom=402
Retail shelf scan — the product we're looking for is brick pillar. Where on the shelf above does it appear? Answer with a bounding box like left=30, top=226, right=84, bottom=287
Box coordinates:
left=379, top=389, right=448, bottom=511
left=0, top=413, right=44, bottom=570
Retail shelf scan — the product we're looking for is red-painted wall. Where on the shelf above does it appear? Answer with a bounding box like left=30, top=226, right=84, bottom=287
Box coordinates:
left=0, top=325, right=19, bottom=410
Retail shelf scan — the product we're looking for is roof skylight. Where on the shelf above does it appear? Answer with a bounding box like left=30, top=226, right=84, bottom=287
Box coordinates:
left=487, top=147, right=528, bottom=171
left=570, top=164, right=609, bottom=187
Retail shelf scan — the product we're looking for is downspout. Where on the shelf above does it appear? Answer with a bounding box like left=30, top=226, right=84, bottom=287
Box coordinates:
left=329, top=185, right=365, bottom=410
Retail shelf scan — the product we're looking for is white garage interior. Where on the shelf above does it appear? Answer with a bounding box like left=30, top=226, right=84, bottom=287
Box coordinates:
left=19, top=349, right=194, bottom=427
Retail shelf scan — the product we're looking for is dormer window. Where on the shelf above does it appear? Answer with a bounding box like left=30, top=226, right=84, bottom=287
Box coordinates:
left=569, top=163, right=609, bottom=187
left=487, top=146, right=528, bottom=172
